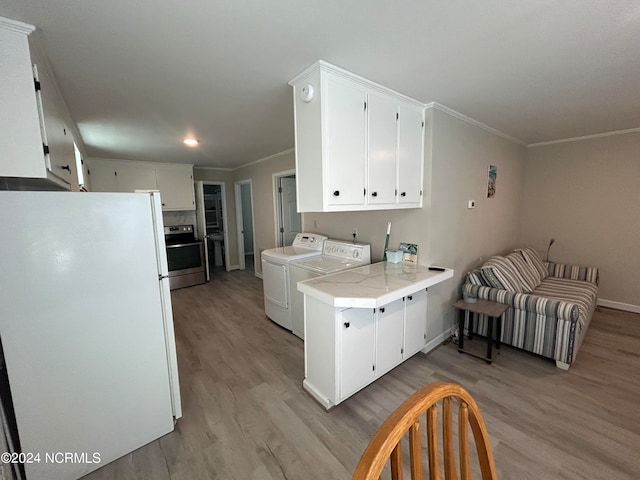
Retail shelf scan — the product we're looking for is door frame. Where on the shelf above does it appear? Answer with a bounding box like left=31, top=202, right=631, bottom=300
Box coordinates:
left=272, top=169, right=296, bottom=247
left=195, top=181, right=231, bottom=273
left=234, top=179, right=256, bottom=273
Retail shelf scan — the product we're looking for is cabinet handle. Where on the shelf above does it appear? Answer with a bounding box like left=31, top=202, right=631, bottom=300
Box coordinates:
left=61, top=165, right=71, bottom=172
left=344, top=322, right=350, bottom=328
left=407, top=295, right=413, bottom=301
left=333, top=190, right=340, bottom=196
left=401, top=192, right=407, bottom=197
left=371, top=192, right=378, bottom=197
left=379, top=307, right=385, bottom=313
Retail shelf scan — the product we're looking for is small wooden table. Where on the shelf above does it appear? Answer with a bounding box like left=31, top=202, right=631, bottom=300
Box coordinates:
left=453, top=298, right=508, bottom=364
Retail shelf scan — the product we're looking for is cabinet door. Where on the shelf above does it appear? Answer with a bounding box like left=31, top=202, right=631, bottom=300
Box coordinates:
left=367, top=93, right=398, bottom=205
left=33, top=64, right=75, bottom=185
left=375, top=299, right=404, bottom=375
left=340, top=308, right=375, bottom=400
left=156, top=165, right=196, bottom=211
left=404, top=289, right=428, bottom=357
left=87, top=161, right=118, bottom=192
left=115, top=164, right=158, bottom=193
left=325, top=77, right=366, bottom=207
left=397, top=104, right=424, bottom=205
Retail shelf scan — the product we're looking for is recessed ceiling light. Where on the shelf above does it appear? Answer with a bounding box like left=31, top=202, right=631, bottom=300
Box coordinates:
left=183, top=138, right=199, bottom=147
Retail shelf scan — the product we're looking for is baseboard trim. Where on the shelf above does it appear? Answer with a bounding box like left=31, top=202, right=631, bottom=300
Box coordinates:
left=597, top=299, right=640, bottom=314
left=421, top=330, right=451, bottom=354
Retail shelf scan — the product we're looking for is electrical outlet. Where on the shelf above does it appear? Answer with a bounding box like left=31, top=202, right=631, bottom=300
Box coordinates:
left=467, top=200, right=476, bottom=209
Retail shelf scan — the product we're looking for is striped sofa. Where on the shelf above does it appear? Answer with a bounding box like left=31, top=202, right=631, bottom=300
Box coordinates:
left=462, top=248, right=599, bottom=370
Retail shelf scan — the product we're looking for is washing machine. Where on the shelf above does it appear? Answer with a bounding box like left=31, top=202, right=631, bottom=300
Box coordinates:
left=289, top=239, right=371, bottom=339
left=261, top=233, right=327, bottom=330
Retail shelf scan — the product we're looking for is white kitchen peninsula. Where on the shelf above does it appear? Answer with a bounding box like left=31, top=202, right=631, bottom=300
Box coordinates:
left=298, top=262, right=453, bottom=409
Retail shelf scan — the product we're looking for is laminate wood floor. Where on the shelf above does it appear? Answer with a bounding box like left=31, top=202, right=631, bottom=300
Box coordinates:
left=84, top=269, right=640, bottom=479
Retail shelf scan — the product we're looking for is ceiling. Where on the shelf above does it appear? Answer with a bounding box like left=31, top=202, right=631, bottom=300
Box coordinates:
left=1, top=1, right=639, bottom=169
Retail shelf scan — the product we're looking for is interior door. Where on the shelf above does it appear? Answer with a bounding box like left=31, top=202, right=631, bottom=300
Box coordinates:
left=194, top=181, right=210, bottom=281
left=280, top=176, right=301, bottom=246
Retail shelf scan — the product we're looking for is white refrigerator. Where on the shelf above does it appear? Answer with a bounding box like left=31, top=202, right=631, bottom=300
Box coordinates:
left=0, top=191, right=182, bottom=480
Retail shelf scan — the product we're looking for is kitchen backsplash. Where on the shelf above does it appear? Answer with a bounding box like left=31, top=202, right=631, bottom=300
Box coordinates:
left=163, top=211, right=197, bottom=228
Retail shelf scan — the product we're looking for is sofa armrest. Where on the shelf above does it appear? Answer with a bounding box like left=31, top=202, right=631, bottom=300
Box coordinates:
left=462, top=284, right=579, bottom=322
left=546, top=262, right=599, bottom=286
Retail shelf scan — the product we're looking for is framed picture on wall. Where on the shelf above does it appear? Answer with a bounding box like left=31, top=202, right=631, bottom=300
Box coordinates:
left=487, top=165, right=497, bottom=198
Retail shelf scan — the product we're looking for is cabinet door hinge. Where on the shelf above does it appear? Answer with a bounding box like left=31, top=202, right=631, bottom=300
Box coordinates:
left=278, top=186, right=282, bottom=193
left=34, top=79, right=41, bottom=92
left=363, top=188, right=366, bottom=196
left=395, top=189, right=397, bottom=196
left=401, top=348, right=404, bottom=354
left=422, top=121, right=425, bottom=127
left=42, top=144, right=49, bottom=156
left=280, top=227, right=284, bottom=233
left=372, top=364, right=375, bottom=372
left=396, top=112, right=399, bottom=120
left=420, top=190, right=423, bottom=196
left=424, top=333, right=427, bottom=339
left=364, top=101, right=367, bottom=111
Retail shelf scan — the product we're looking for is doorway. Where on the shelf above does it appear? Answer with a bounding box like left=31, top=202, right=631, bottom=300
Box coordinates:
left=234, top=180, right=256, bottom=273
left=195, top=181, right=229, bottom=278
left=273, top=170, right=301, bottom=247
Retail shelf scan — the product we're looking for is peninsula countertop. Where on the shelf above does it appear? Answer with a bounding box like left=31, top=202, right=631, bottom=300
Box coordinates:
left=297, top=262, right=454, bottom=308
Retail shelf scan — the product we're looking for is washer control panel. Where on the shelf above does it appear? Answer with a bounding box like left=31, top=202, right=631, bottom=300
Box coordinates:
left=292, top=233, right=328, bottom=251
left=323, top=240, right=371, bottom=263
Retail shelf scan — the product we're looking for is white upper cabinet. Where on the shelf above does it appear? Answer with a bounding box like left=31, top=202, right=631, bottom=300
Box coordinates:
left=0, top=18, right=77, bottom=190
left=289, top=60, right=425, bottom=212
left=87, top=159, right=195, bottom=211
left=397, top=103, right=425, bottom=205
left=325, top=76, right=367, bottom=207
left=155, top=164, right=196, bottom=211
left=367, top=93, right=398, bottom=206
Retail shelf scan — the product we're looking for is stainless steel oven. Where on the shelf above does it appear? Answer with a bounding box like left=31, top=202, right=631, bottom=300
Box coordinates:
left=164, top=225, right=206, bottom=290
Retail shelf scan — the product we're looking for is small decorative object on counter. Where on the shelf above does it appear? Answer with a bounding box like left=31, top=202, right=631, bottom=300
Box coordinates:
left=385, top=249, right=403, bottom=263
left=400, top=242, right=418, bottom=265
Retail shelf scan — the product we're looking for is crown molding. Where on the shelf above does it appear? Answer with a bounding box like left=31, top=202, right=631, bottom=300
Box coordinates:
left=425, top=102, right=526, bottom=146
left=193, top=166, right=233, bottom=172
left=234, top=148, right=294, bottom=171
left=0, top=16, right=35, bottom=35
left=527, top=127, right=640, bottom=148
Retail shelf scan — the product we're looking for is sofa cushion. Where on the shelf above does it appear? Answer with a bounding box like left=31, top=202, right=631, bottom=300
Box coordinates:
left=516, top=247, right=548, bottom=282
left=532, top=277, right=598, bottom=328
left=506, top=252, right=540, bottom=292
left=466, top=269, right=486, bottom=286
left=480, top=256, right=524, bottom=293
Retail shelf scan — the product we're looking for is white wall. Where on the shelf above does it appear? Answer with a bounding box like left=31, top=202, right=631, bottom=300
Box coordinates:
left=521, top=132, right=640, bottom=310
left=426, top=108, right=526, bottom=339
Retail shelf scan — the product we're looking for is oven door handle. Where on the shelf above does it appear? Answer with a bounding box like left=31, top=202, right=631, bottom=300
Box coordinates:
left=166, top=242, right=202, bottom=249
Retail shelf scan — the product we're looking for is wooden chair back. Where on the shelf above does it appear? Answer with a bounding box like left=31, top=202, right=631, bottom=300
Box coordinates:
left=353, top=382, right=497, bottom=480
